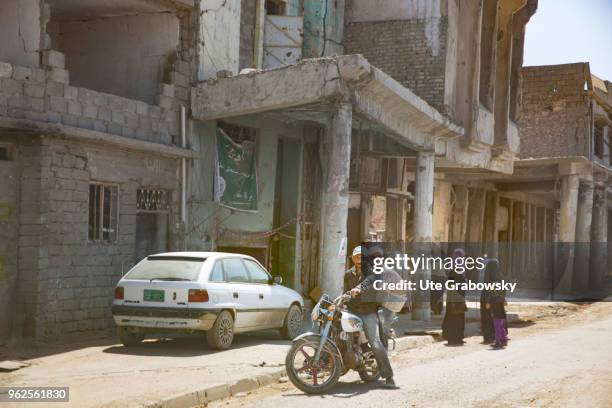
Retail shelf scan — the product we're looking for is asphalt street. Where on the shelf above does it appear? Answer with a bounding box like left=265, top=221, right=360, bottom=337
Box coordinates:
left=212, top=305, right=612, bottom=408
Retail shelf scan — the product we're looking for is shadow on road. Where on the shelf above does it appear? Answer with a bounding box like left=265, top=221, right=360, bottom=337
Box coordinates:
left=103, top=329, right=290, bottom=357
left=281, top=379, right=387, bottom=400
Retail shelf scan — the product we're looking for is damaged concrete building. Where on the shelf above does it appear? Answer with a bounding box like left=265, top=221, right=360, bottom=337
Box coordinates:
left=0, top=0, right=199, bottom=341
left=2, top=0, right=609, bottom=341
left=188, top=0, right=540, bottom=319
left=513, top=63, right=612, bottom=293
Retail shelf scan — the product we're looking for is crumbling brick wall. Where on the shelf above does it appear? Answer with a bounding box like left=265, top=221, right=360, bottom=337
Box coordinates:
left=518, top=63, right=592, bottom=159
left=344, top=18, right=448, bottom=112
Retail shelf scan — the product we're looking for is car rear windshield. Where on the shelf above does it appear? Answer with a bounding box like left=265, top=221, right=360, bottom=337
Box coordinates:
left=123, top=256, right=206, bottom=281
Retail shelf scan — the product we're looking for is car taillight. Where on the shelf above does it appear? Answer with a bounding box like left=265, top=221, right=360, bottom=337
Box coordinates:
left=114, top=286, right=124, bottom=300
left=188, top=289, right=209, bottom=302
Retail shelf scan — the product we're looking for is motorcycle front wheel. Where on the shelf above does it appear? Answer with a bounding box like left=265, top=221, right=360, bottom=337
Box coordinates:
left=285, top=336, right=342, bottom=394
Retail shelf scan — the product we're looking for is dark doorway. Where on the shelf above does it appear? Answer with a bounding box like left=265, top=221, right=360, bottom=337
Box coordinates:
left=271, top=137, right=301, bottom=289
left=135, top=213, right=169, bottom=262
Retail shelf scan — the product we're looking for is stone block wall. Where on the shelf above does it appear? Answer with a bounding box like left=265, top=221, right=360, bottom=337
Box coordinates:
left=21, top=137, right=181, bottom=338
left=518, top=63, right=591, bottom=159
left=0, top=61, right=184, bottom=146
left=344, top=18, right=448, bottom=112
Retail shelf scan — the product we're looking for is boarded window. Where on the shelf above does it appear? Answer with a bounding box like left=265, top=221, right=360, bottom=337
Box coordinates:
left=89, top=183, right=118, bottom=242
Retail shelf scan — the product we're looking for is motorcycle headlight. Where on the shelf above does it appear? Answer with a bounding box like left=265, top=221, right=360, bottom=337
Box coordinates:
left=311, top=303, right=321, bottom=321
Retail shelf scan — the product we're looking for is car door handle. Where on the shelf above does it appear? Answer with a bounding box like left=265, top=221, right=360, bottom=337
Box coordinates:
left=233, top=292, right=239, bottom=299
left=259, top=294, right=264, bottom=299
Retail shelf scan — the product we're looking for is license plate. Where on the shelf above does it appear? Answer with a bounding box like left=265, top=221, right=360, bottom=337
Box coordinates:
left=144, top=289, right=165, bottom=302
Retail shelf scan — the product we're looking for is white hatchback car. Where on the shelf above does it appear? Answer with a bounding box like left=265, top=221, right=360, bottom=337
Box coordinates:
left=112, top=252, right=304, bottom=349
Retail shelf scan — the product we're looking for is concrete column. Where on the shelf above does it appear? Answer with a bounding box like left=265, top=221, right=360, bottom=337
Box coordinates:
left=386, top=197, right=407, bottom=242
left=412, top=151, right=434, bottom=321
left=556, top=174, right=580, bottom=294
left=450, top=185, right=469, bottom=242
left=319, top=101, right=352, bottom=298
left=433, top=180, right=452, bottom=243
left=466, top=188, right=486, bottom=243
left=590, top=187, right=608, bottom=288
left=573, top=181, right=594, bottom=293
left=483, top=191, right=500, bottom=257
left=602, top=127, right=610, bottom=165
left=360, top=193, right=371, bottom=241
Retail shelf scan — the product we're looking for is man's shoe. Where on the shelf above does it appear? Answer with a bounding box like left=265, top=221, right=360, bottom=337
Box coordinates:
left=382, top=377, right=399, bottom=389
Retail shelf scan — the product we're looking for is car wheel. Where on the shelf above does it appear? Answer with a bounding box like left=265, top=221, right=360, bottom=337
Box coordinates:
left=117, top=326, right=144, bottom=347
left=206, top=310, right=234, bottom=350
left=280, top=304, right=302, bottom=340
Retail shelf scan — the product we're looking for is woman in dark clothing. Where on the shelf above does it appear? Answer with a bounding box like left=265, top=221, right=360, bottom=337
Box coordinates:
left=442, top=248, right=468, bottom=346
left=479, top=259, right=498, bottom=344
left=481, top=259, right=508, bottom=348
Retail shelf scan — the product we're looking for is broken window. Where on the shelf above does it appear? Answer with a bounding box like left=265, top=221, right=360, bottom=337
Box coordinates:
left=265, top=0, right=287, bottom=15
left=88, top=183, right=118, bottom=242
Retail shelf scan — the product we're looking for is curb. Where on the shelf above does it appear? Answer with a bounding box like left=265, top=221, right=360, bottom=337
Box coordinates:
left=143, top=370, right=286, bottom=408
left=142, top=335, right=434, bottom=408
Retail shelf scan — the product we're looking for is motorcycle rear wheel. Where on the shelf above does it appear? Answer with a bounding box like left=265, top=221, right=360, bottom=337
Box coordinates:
left=285, top=337, right=342, bottom=394
left=357, top=351, right=381, bottom=383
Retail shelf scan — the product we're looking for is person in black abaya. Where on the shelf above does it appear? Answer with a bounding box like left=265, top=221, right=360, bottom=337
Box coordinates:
left=442, top=248, right=468, bottom=346
left=480, top=259, right=499, bottom=344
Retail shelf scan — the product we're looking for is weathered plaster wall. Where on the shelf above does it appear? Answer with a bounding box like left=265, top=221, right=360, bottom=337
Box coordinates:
left=22, top=137, right=180, bottom=338
left=0, top=0, right=41, bottom=68
left=48, top=13, right=180, bottom=104
left=303, top=0, right=345, bottom=58
left=519, top=64, right=592, bottom=159
left=187, top=117, right=302, bottom=261
left=199, top=0, right=241, bottom=80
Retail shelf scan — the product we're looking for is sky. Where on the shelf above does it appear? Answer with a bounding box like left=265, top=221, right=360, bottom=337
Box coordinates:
left=523, top=0, right=612, bottom=80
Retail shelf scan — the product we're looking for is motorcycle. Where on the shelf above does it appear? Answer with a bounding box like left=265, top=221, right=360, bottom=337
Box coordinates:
left=285, top=293, right=396, bottom=394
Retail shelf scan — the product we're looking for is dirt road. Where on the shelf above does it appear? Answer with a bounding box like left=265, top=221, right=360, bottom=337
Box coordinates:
left=211, top=303, right=612, bottom=408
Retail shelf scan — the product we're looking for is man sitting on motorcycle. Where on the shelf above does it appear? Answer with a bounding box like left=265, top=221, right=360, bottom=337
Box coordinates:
left=344, top=245, right=398, bottom=389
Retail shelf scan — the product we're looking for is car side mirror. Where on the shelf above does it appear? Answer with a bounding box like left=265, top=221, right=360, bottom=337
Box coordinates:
left=273, top=275, right=283, bottom=285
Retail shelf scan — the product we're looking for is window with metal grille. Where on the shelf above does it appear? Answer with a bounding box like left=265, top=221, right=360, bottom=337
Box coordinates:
left=88, top=183, right=118, bottom=242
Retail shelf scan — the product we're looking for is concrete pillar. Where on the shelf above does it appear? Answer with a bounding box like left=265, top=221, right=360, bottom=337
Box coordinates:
left=360, top=193, right=371, bottom=241
left=590, top=187, right=608, bottom=288
left=466, top=188, right=486, bottom=243
left=450, top=185, right=469, bottom=242
left=386, top=197, right=406, bottom=242
left=433, top=180, right=452, bottom=243
left=602, top=127, right=610, bottom=165
left=483, top=191, right=500, bottom=257
left=556, top=174, right=580, bottom=294
left=573, top=181, right=594, bottom=293
left=412, top=151, right=434, bottom=321
left=319, top=101, right=352, bottom=298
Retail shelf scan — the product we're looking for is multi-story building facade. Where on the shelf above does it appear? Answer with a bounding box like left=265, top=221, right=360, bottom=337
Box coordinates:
left=8, top=0, right=607, bottom=341
left=0, top=0, right=199, bottom=341
left=188, top=0, right=538, bottom=320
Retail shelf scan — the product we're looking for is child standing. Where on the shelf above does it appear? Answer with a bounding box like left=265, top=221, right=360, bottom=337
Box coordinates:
left=483, top=260, right=507, bottom=349
left=488, top=297, right=507, bottom=348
